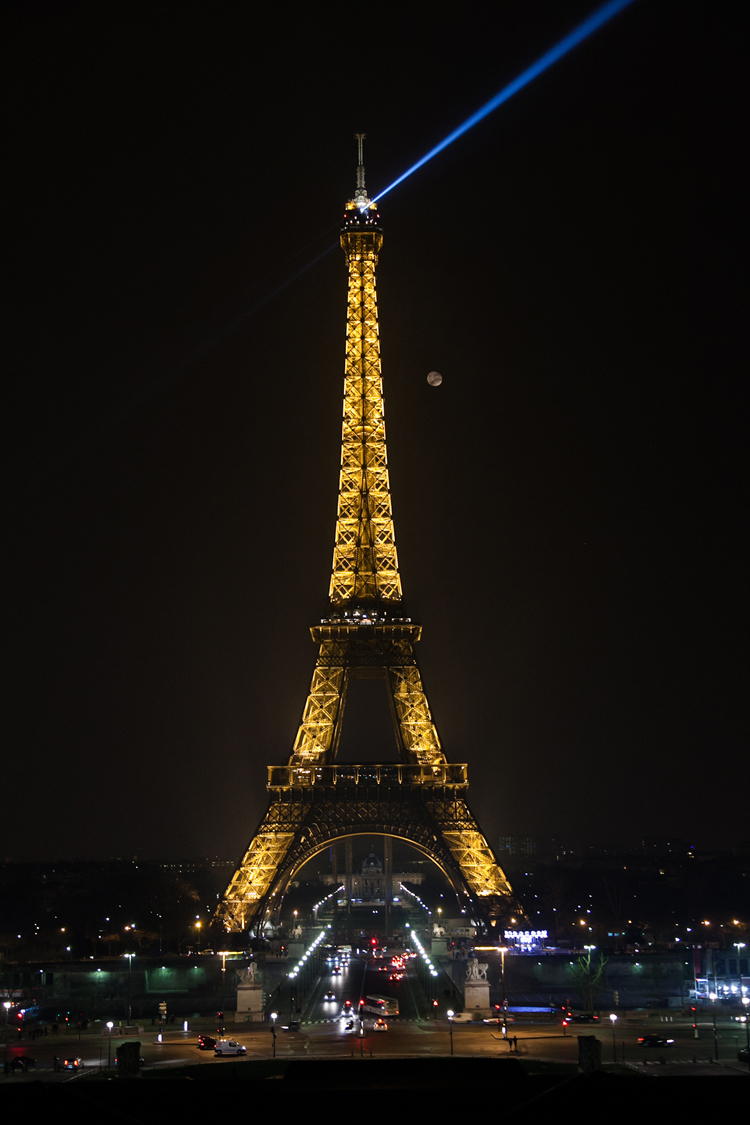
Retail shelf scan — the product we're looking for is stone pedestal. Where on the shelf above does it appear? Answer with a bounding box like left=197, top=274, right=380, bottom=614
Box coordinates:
left=462, top=957, right=491, bottom=1017
left=430, top=938, right=448, bottom=957
left=463, top=979, right=491, bottom=1017
left=235, top=983, right=264, bottom=1024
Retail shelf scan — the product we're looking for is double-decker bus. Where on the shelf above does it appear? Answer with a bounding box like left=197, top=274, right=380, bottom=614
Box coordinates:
left=363, top=994, right=399, bottom=1017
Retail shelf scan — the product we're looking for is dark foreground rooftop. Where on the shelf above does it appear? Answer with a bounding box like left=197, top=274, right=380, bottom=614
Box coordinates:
left=1, top=1057, right=745, bottom=1116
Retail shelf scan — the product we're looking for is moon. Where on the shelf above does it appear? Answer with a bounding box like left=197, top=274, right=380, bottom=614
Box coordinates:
left=427, top=371, right=442, bottom=386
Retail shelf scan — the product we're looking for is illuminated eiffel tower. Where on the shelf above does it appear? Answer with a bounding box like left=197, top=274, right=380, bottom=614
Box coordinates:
left=217, top=137, right=514, bottom=934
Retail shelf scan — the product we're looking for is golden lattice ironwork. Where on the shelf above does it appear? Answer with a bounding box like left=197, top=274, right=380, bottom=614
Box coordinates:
left=330, top=213, right=400, bottom=603
left=216, top=138, right=514, bottom=934
left=289, top=622, right=445, bottom=769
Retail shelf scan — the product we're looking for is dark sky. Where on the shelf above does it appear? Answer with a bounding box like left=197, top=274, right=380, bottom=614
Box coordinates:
left=5, top=0, right=746, bottom=862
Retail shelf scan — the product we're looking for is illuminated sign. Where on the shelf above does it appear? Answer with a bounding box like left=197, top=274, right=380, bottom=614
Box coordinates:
left=504, top=930, right=548, bottom=942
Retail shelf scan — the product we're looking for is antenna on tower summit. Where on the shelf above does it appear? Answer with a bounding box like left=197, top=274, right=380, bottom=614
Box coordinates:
left=354, top=133, right=368, bottom=208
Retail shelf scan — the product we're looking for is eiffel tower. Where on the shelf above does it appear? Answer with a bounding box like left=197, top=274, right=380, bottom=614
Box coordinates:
left=217, top=137, right=514, bottom=935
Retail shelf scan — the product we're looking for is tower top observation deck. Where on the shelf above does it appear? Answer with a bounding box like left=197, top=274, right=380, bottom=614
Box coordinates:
left=341, top=133, right=382, bottom=236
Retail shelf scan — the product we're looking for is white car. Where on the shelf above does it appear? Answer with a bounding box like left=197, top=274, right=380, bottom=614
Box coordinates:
left=214, top=1038, right=246, bottom=1056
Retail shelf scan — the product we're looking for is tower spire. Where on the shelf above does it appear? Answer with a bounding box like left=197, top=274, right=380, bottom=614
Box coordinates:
left=354, top=132, right=367, bottom=205
left=332, top=138, right=400, bottom=605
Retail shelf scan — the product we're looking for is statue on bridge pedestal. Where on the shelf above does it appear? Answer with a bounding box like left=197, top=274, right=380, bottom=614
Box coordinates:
left=238, top=963, right=261, bottom=985
left=465, top=958, right=488, bottom=982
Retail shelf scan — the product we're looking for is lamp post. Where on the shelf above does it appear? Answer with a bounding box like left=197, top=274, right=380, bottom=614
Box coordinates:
left=106, top=1021, right=114, bottom=1069
left=270, top=1012, right=277, bottom=1058
left=218, top=952, right=233, bottom=1036
left=734, top=943, right=746, bottom=999
left=709, top=993, right=719, bottom=1060
left=498, top=947, right=508, bottom=1013
left=123, top=954, right=135, bottom=1026
left=497, top=945, right=510, bottom=1037
left=447, top=1009, right=454, bottom=1056
left=583, top=945, right=597, bottom=1012
left=609, top=1013, right=617, bottom=1062
left=3, top=1001, right=11, bottom=1073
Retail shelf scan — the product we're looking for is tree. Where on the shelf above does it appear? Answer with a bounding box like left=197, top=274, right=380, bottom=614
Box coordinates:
left=568, top=950, right=608, bottom=1011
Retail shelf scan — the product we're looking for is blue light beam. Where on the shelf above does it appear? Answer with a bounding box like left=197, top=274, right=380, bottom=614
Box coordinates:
left=372, top=0, right=638, bottom=205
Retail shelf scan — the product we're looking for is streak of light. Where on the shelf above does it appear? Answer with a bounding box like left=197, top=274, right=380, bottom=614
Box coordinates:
left=372, top=0, right=638, bottom=206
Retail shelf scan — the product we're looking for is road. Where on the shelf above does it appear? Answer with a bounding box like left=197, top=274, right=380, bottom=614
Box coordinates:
left=3, top=953, right=748, bottom=1080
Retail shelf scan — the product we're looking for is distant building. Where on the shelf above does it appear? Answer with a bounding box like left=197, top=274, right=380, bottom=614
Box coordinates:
left=321, top=852, right=424, bottom=902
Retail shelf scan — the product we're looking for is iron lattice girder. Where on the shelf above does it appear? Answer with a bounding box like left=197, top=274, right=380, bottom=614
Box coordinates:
left=331, top=228, right=401, bottom=605
left=289, top=628, right=445, bottom=770
left=216, top=782, right=513, bottom=932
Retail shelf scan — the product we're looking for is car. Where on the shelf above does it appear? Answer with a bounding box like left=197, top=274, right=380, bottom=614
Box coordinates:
left=324, top=990, right=336, bottom=1001
left=638, top=1035, right=675, bottom=1048
left=62, top=1057, right=83, bottom=1070
left=373, top=1018, right=388, bottom=1032
left=197, top=1035, right=217, bottom=1050
left=331, top=967, right=341, bottom=975
left=10, top=1055, right=36, bottom=1072
left=483, top=1015, right=515, bottom=1024
left=738, top=1046, right=749, bottom=1063
left=214, top=1038, right=246, bottom=1056
left=563, top=1014, right=600, bottom=1025
left=281, top=1022, right=300, bottom=1032
left=450, top=1012, right=483, bottom=1024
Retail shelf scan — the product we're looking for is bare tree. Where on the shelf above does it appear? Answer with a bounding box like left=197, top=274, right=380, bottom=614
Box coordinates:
left=568, top=949, right=608, bottom=1012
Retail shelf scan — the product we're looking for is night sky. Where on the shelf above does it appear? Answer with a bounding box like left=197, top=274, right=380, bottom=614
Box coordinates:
left=6, top=1, right=746, bottom=863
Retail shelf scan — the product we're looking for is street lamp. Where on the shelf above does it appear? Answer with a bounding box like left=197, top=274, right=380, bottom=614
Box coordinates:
left=741, top=1000, right=750, bottom=1069
left=106, top=1021, right=114, bottom=1069
left=218, top=951, right=233, bottom=1036
left=447, top=1009, right=454, bottom=1056
left=123, top=954, right=135, bottom=1026
left=609, top=1013, right=617, bottom=1062
left=497, top=947, right=509, bottom=1014
left=270, top=1012, right=278, bottom=1058
left=734, top=943, right=746, bottom=997
left=3, top=1002, right=11, bottom=1072
left=583, top=945, right=597, bottom=1013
